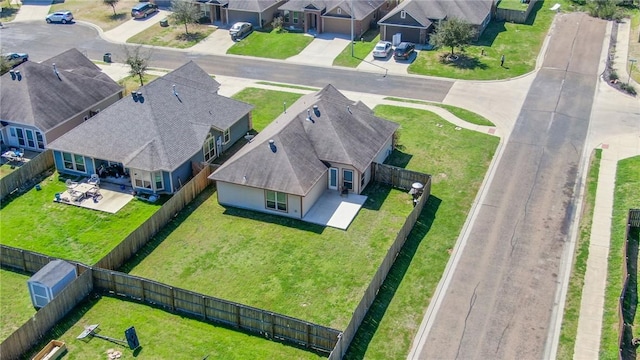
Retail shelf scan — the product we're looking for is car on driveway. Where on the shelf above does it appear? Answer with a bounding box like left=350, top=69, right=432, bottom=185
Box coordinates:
left=3, top=52, right=29, bottom=67
left=230, top=22, right=253, bottom=40
left=46, top=11, right=73, bottom=24
left=131, top=2, right=158, bottom=19
left=372, top=41, right=393, bottom=58
left=394, top=42, right=415, bottom=61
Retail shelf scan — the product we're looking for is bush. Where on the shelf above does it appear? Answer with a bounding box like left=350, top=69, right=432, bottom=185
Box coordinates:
left=610, top=70, right=619, bottom=81
left=620, top=82, right=637, bottom=95
left=271, top=16, right=284, bottom=33
left=587, top=0, right=624, bottom=20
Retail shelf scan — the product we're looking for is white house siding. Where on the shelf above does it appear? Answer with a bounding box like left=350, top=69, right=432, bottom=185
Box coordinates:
left=374, top=135, right=394, bottom=164
left=216, top=181, right=303, bottom=219
left=301, top=174, right=327, bottom=217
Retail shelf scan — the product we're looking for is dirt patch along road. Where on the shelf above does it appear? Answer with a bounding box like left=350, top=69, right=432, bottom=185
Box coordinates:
left=413, top=13, right=607, bottom=360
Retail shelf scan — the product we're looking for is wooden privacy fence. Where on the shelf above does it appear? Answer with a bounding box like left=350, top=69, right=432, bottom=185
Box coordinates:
left=329, top=171, right=431, bottom=360
left=94, top=165, right=212, bottom=270
left=495, top=0, right=539, bottom=23
left=373, top=163, right=432, bottom=193
left=0, top=150, right=54, bottom=201
left=91, top=268, right=341, bottom=353
left=618, top=209, right=639, bottom=360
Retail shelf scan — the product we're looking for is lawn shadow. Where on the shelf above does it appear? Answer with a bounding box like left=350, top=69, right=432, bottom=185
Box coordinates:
left=385, top=149, right=413, bottom=169
left=343, top=195, right=442, bottom=359
left=524, top=0, right=544, bottom=26
left=221, top=205, right=326, bottom=234
left=439, top=53, right=488, bottom=70
left=176, top=31, right=208, bottom=42
left=475, top=20, right=507, bottom=47
left=359, top=28, right=379, bottom=42
left=118, top=186, right=215, bottom=273
left=361, top=183, right=393, bottom=211
left=109, top=13, right=128, bottom=22
left=0, top=7, right=19, bottom=19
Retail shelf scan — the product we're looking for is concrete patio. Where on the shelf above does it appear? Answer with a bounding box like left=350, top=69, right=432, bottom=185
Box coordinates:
left=302, top=189, right=367, bottom=230
left=54, top=182, right=134, bottom=213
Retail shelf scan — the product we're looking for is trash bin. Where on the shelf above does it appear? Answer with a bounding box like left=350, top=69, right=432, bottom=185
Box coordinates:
left=103, top=53, right=112, bottom=63
left=159, top=18, right=169, bottom=27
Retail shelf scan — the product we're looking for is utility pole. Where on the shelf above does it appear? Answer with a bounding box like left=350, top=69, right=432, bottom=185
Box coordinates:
left=350, top=0, right=354, bottom=57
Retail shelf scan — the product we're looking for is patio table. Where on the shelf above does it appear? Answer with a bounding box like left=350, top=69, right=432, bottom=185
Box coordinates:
left=74, top=183, right=98, bottom=198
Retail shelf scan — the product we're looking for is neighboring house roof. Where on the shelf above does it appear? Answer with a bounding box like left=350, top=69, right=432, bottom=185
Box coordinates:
left=48, top=61, right=253, bottom=173
left=0, top=48, right=122, bottom=133
left=210, top=84, right=398, bottom=196
left=325, top=0, right=385, bottom=19
left=378, top=0, right=492, bottom=27
left=227, top=0, right=284, bottom=12
left=279, top=0, right=338, bottom=13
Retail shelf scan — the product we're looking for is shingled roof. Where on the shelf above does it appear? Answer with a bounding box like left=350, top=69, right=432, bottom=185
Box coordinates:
left=0, top=48, right=122, bottom=133
left=227, top=0, right=283, bottom=12
left=379, top=0, right=492, bottom=27
left=48, top=61, right=253, bottom=173
left=210, top=84, right=398, bottom=196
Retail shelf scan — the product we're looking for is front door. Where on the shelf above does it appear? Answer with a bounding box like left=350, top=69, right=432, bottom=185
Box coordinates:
left=328, top=167, right=338, bottom=190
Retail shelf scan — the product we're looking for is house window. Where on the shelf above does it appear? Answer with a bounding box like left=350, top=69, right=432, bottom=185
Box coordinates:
left=154, top=172, right=164, bottom=191
left=223, top=129, right=230, bottom=144
left=16, top=128, right=25, bottom=146
left=293, top=12, right=299, bottom=24
left=337, top=8, right=341, bottom=15
left=400, top=10, right=406, bottom=19
left=61, top=152, right=86, bottom=173
left=284, top=10, right=290, bottom=22
left=133, top=170, right=164, bottom=191
left=361, top=172, right=365, bottom=188
left=9, top=128, right=16, bottom=137
left=343, top=169, right=353, bottom=190
left=203, top=133, right=216, bottom=162
left=265, top=190, right=287, bottom=212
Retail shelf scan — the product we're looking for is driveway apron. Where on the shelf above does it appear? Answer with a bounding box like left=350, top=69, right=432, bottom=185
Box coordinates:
left=12, top=1, right=51, bottom=23
left=286, top=33, right=349, bottom=67
left=102, top=10, right=170, bottom=44
left=412, top=13, right=607, bottom=359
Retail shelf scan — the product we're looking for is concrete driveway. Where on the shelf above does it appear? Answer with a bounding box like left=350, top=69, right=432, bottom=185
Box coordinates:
left=12, top=0, right=51, bottom=23
left=356, top=49, right=417, bottom=75
left=286, top=33, right=349, bottom=66
left=102, top=10, right=171, bottom=44
left=189, top=26, right=235, bottom=55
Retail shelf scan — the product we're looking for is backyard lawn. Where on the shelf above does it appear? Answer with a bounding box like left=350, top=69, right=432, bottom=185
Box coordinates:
left=127, top=23, right=215, bottom=48
left=600, top=156, right=640, bottom=357
left=50, top=0, right=140, bottom=31
left=227, top=30, right=314, bottom=59
left=0, top=171, right=162, bottom=265
left=231, top=88, right=303, bottom=131
left=0, top=163, right=19, bottom=179
left=25, top=295, right=324, bottom=360
left=0, top=268, right=34, bottom=341
left=117, top=74, right=160, bottom=95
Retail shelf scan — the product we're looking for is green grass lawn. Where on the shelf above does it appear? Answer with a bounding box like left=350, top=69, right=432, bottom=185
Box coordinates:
left=556, top=149, right=601, bottom=360
left=600, top=156, right=640, bottom=358
left=0, top=172, right=162, bottom=265
left=231, top=88, right=303, bottom=132
left=409, top=0, right=572, bottom=80
left=498, top=0, right=530, bottom=11
left=227, top=30, right=314, bottom=59
left=384, top=97, right=495, bottom=126
left=0, top=3, right=20, bottom=23
left=25, top=295, right=324, bottom=360
left=333, top=32, right=380, bottom=67
left=255, top=81, right=319, bottom=91
left=127, top=23, right=215, bottom=49
left=50, top=0, right=140, bottom=31
left=0, top=163, right=19, bottom=179
left=0, top=268, right=34, bottom=341
left=117, top=74, right=160, bottom=96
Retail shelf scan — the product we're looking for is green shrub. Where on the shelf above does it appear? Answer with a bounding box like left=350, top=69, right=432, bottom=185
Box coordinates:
left=620, top=82, right=637, bottom=95
left=610, top=70, right=619, bottom=81
left=587, top=0, right=624, bottom=20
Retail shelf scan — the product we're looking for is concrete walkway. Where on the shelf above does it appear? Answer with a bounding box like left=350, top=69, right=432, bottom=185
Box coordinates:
left=612, top=18, right=639, bottom=89
left=101, top=10, right=171, bottom=44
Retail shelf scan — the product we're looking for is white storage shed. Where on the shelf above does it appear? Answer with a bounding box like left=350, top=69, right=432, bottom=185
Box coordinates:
left=28, top=260, right=77, bottom=309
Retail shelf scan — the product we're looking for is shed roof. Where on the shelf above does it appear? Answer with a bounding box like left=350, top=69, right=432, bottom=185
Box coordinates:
left=28, top=260, right=76, bottom=288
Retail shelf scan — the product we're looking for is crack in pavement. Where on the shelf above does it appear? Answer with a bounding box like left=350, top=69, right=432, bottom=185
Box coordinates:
left=455, top=282, right=480, bottom=360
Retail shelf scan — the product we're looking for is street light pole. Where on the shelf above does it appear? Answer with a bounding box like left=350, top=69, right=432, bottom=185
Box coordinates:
left=628, top=59, right=637, bottom=84
left=350, top=0, right=354, bottom=57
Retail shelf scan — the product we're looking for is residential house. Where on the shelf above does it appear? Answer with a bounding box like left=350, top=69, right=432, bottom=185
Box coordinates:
left=194, top=0, right=287, bottom=28
left=209, top=84, right=398, bottom=220
left=47, top=61, right=254, bottom=195
left=278, top=0, right=392, bottom=37
left=377, top=0, right=493, bottom=44
left=0, top=48, right=122, bottom=152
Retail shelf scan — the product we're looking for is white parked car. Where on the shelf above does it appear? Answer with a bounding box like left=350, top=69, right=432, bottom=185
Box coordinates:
left=46, top=11, right=74, bottom=24
left=372, top=41, right=393, bottom=58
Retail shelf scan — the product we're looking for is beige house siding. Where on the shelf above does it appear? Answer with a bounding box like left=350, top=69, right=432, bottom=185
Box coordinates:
left=301, top=175, right=328, bottom=217
left=216, top=181, right=304, bottom=219
left=322, top=16, right=353, bottom=35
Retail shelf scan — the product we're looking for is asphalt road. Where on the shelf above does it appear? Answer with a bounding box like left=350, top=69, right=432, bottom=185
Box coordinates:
left=416, top=13, right=607, bottom=359
left=0, top=21, right=453, bottom=102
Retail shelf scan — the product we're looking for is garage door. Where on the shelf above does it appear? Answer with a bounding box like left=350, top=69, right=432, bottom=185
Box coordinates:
left=382, top=25, right=420, bottom=44
left=228, top=12, right=260, bottom=27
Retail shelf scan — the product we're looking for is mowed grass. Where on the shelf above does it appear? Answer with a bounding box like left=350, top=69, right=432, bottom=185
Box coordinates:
left=333, top=32, right=380, bottom=68
left=127, top=23, right=215, bottom=48
left=343, top=105, right=499, bottom=359
left=409, top=0, right=570, bottom=80
left=498, top=0, right=530, bottom=11
left=0, top=164, right=19, bottom=179
left=601, top=156, right=640, bottom=358
left=557, top=149, right=601, bottom=360
left=25, top=295, right=325, bottom=360
left=117, top=74, right=160, bottom=96
left=0, top=268, right=34, bottom=341
left=0, top=172, right=162, bottom=265
left=629, top=9, right=640, bottom=83
left=384, top=97, right=495, bottom=126
left=227, top=30, right=314, bottom=59
left=50, top=0, right=140, bottom=31
left=231, top=88, right=303, bottom=132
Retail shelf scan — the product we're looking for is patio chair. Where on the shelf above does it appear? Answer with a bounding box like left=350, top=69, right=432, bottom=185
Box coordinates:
left=88, top=174, right=100, bottom=186
left=65, top=179, right=79, bottom=189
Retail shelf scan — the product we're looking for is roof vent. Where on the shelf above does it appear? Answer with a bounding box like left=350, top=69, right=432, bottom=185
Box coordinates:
left=53, top=63, right=60, bottom=79
left=313, top=104, right=320, bottom=117
left=347, top=105, right=352, bottom=114
left=306, top=109, right=315, bottom=123
left=268, top=139, right=277, bottom=153
left=172, top=84, right=178, bottom=97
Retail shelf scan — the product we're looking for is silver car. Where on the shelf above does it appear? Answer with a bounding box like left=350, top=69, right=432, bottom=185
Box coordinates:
left=46, top=11, right=74, bottom=24
left=3, top=52, right=29, bottom=67
left=372, top=41, right=393, bottom=58
left=230, top=22, right=253, bottom=40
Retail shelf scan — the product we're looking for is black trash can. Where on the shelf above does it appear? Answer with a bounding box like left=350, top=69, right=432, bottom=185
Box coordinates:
left=159, top=18, right=169, bottom=27
left=103, top=53, right=112, bottom=63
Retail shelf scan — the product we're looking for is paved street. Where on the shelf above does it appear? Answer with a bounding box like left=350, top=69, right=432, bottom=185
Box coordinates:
left=412, top=13, right=608, bottom=359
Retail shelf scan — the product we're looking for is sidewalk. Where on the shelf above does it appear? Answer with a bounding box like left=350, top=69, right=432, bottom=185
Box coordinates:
left=612, top=18, right=639, bottom=89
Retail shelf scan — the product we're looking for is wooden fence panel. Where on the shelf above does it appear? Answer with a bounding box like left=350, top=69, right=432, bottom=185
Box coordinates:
left=373, top=163, right=431, bottom=191
left=495, top=0, right=539, bottom=23
left=0, top=150, right=54, bottom=201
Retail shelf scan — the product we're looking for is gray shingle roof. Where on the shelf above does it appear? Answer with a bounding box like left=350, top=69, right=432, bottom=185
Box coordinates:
left=326, top=0, right=385, bottom=19
left=379, top=0, right=492, bottom=27
left=48, top=61, right=253, bottom=173
left=210, top=84, right=398, bottom=195
left=227, top=0, right=284, bottom=12
left=29, top=260, right=75, bottom=287
left=279, top=0, right=337, bottom=12
left=0, top=48, right=122, bottom=133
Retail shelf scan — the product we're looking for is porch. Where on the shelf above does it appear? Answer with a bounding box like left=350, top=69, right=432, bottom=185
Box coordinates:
left=54, top=182, right=134, bottom=214
left=302, top=189, right=367, bottom=230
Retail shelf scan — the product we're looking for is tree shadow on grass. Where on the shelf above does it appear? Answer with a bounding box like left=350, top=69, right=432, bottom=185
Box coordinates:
left=0, top=7, right=19, bottom=19
left=109, top=13, right=128, bottom=22
left=439, top=53, right=488, bottom=70
left=175, top=31, right=208, bottom=43
left=343, top=195, right=442, bottom=360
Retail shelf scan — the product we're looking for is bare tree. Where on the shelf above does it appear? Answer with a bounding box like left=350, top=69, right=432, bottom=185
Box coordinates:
left=103, top=0, right=120, bottom=16
left=123, top=46, right=151, bottom=87
left=170, top=0, right=201, bottom=35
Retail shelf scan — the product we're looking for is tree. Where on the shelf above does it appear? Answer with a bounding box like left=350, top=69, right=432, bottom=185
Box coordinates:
left=124, top=46, right=151, bottom=87
left=103, top=0, right=119, bottom=16
left=0, top=55, right=12, bottom=76
left=429, top=18, right=475, bottom=57
left=170, top=0, right=201, bottom=35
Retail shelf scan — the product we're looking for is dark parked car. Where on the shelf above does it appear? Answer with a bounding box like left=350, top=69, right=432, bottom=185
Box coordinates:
left=394, top=42, right=415, bottom=61
left=229, top=22, right=253, bottom=40
left=131, top=2, right=158, bottom=19
left=3, top=52, right=29, bottom=67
